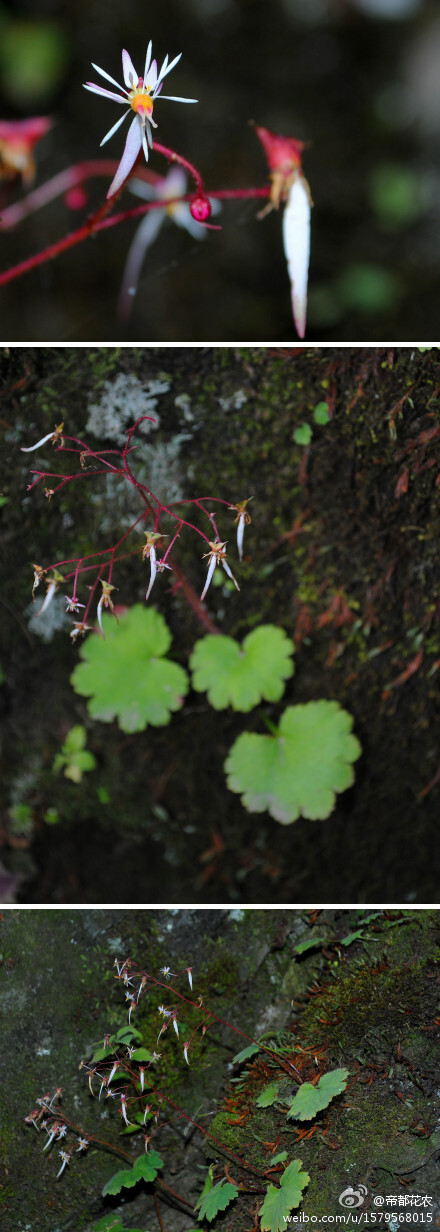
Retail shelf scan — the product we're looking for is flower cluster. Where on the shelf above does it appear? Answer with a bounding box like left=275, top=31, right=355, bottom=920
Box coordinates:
left=22, top=416, right=252, bottom=641
left=25, top=959, right=198, bottom=1182
left=24, top=1091, right=89, bottom=1179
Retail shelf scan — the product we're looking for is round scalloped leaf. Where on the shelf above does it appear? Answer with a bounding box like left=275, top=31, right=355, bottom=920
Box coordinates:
left=189, top=625, right=294, bottom=711
left=71, top=605, right=189, bottom=733
left=224, top=701, right=361, bottom=823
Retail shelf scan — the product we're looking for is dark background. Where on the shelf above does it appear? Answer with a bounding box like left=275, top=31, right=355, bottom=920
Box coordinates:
left=1, top=0, right=440, bottom=340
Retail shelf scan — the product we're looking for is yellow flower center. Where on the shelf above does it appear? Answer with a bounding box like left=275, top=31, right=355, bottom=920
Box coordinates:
left=129, top=85, right=154, bottom=119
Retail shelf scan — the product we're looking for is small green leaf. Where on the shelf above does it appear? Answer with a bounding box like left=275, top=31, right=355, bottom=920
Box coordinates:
left=225, top=701, right=361, bottom=824
left=44, top=807, right=59, bottom=824
left=232, top=1044, right=260, bottom=1064
left=102, top=1167, right=139, bottom=1197
left=340, top=929, right=365, bottom=947
left=71, top=605, right=189, bottom=732
left=294, top=937, right=327, bottom=954
left=52, top=724, right=97, bottom=782
left=313, top=401, right=330, bottom=424
left=256, top=1082, right=280, bottom=1108
left=190, top=625, right=294, bottom=711
left=63, top=725, right=87, bottom=753
left=130, top=1047, right=154, bottom=1062
left=286, top=1068, right=349, bottom=1122
left=269, top=1151, right=288, bottom=1166
left=260, top=1160, right=310, bottom=1231
left=194, top=1164, right=214, bottom=1212
left=293, top=423, right=312, bottom=446
left=115, top=1026, right=142, bottom=1042
left=196, top=1179, right=239, bottom=1223
left=90, top=1043, right=116, bottom=1062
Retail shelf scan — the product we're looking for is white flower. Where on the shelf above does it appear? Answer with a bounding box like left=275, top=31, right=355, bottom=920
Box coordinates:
left=84, top=46, right=198, bottom=197
left=56, top=1149, right=71, bottom=1178
left=21, top=423, right=64, bottom=452
left=118, top=167, right=219, bottom=320
left=200, top=541, right=240, bottom=602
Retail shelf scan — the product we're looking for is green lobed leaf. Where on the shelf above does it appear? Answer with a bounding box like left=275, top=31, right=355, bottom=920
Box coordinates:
left=256, top=1082, right=280, bottom=1108
left=196, top=1179, right=239, bottom=1223
left=232, top=1043, right=260, bottom=1064
left=260, top=1160, right=310, bottom=1231
left=224, top=701, right=361, bottom=824
left=71, top=605, right=189, bottom=733
left=131, top=1047, right=154, bottom=1062
left=194, top=1164, right=214, bottom=1211
left=190, top=625, right=294, bottom=711
left=294, top=937, right=326, bottom=954
left=286, top=1068, right=349, bottom=1122
left=102, top=1151, right=162, bottom=1196
left=340, top=929, right=366, bottom=947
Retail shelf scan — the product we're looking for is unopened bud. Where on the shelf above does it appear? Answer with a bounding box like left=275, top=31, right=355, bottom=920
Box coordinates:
left=190, top=194, right=211, bottom=222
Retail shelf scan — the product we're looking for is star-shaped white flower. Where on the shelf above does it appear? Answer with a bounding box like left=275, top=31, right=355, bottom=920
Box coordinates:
left=84, top=45, right=198, bottom=197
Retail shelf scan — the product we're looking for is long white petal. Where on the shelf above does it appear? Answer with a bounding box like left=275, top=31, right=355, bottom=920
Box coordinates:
left=157, top=54, right=169, bottom=83
left=107, top=116, right=142, bottom=197
left=122, top=49, right=138, bottom=89
left=38, top=581, right=57, bottom=616
left=200, top=556, right=216, bottom=601
left=159, top=95, right=198, bottom=103
left=128, top=179, right=158, bottom=200
left=156, top=53, right=182, bottom=84
left=222, top=559, right=240, bottom=590
left=141, top=129, right=150, bottom=161
left=237, top=513, right=245, bottom=561
left=146, top=550, right=157, bottom=600
left=97, top=597, right=104, bottom=637
left=21, top=432, right=54, bottom=452
left=282, top=175, right=311, bottom=340
left=144, top=40, right=153, bottom=80
left=91, top=62, right=127, bottom=93
left=84, top=83, right=128, bottom=104
left=100, top=109, right=130, bottom=146
left=145, top=59, right=158, bottom=89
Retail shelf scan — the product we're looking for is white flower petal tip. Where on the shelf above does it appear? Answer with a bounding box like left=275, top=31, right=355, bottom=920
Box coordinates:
left=282, top=174, right=311, bottom=340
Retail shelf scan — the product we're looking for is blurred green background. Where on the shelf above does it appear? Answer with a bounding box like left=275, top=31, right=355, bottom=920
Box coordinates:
left=0, top=0, right=439, bottom=340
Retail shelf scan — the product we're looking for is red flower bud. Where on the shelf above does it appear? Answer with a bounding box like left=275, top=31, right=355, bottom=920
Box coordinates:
left=190, top=193, right=211, bottom=222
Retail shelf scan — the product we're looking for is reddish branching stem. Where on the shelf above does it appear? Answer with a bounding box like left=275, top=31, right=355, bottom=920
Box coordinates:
left=0, top=138, right=271, bottom=287
left=26, top=416, right=243, bottom=633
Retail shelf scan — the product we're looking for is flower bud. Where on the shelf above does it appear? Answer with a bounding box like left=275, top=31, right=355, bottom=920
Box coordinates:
left=190, top=194, right=211, bottom=222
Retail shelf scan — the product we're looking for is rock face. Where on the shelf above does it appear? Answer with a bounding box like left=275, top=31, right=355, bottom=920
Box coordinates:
left=2, top=909, right=439, bottom=1231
